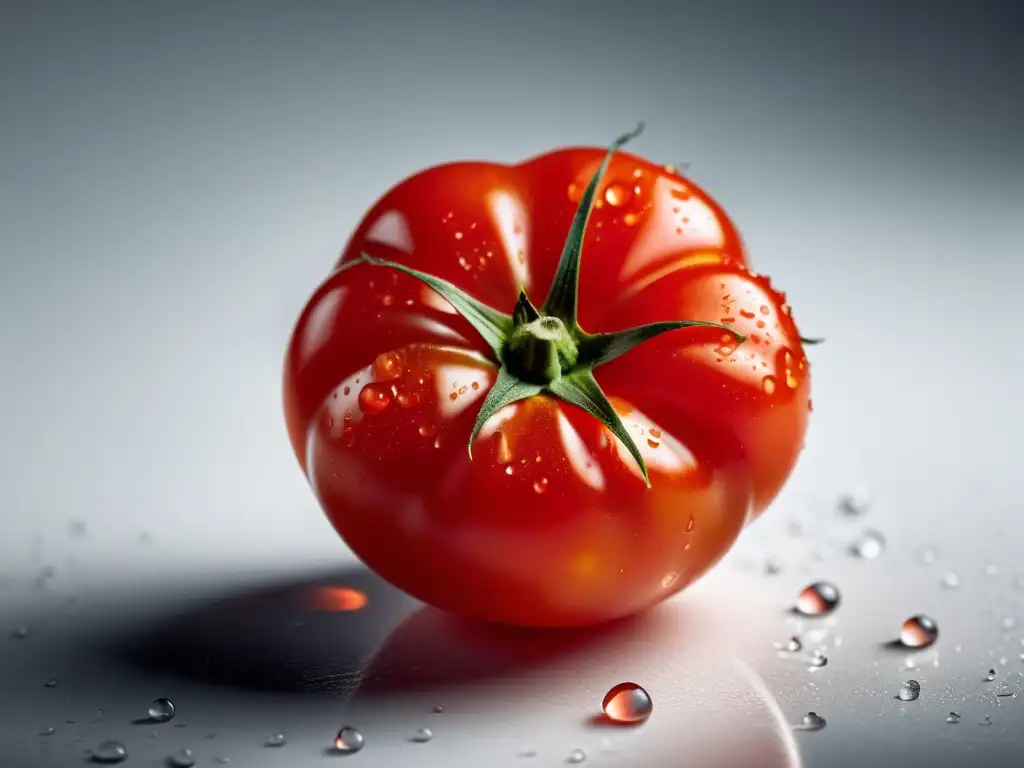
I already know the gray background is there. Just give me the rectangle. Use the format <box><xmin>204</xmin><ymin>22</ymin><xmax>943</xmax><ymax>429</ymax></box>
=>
<box><xmin>1</xmin><ymin>1</ymin><xmax>1021</xmax><ymax>766</ymax></box>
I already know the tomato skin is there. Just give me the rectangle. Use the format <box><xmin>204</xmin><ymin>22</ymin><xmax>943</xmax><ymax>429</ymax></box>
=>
<box><xmin>284</xmin><ymin>147</ymin><xmax>809</xmax><ymax>627</ymax></box>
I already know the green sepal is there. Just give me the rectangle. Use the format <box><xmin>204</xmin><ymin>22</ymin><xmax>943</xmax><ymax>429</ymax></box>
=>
<box><xmin>548</xmin><ymin>368</ymin><xmax>650</xmax><ymax>488</ymax></box>
<box><xmin>541</xmin><ymin>123</ymin><xmax>645</xmax><ymax>325</ymax></box>
<box><xmin>578</xmin><ymin>320</ymin><xmax>745</xmax><ymax>369</ymax></box>
<box><xmin>351</xmin><ymin>253</ymin><xmax>514</xmax><ymax>360</ymax></box>
<box><xmin>467</xmin><ymin>366</ymin><xmax>544</xmax><ymax>459</ymax></box>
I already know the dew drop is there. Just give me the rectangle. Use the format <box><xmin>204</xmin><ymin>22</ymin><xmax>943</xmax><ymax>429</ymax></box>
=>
<box><xmin>661</xmin><ymin>571</ymin><xmax>679</xmax><ymax>588</ymax></box>
<box><xmin>941</xmin><ymin>572</ymin><xmax>960</xmax><ymax>589</ymax></box>
<box><xmin>762</xmin><ymin>376</ymin><xmax>777</xmax><ymax>395</ymax></box>
<box><xmin>168</xmin><ymin>748</ymin><xmax>196</xmax><ymax>768</ymax></box>
<box><xmin>785</xmin><ymin>372</ymin><xmax>799</xmax><ymax>389</ymax></box>
<box><xmin>601</xmin><ymin>682</ymin><xmax>653</xmax><ymax>724</ymax></box>
<box><xmin>44</xmin><ymin>679</ymin><xmax>57</xmax><ymax>688</ymax></box>
<box><xmin>533</xmin><ymin>478</ymin><xmax>549</xmax><ymax>494</ymax></box>
<box><xmin>984</xmin><ymin>669</ymin><xmax>996</xmax><ymax>682</ymax></box>
<box><xmin>795</xmin><ymin>582</ymin><xmax>841</xmax><ymax>616</ymax></box>
<box><xmin>454</xmin><ymin>231</ymin><xmax>463</xmax><ymax>240</ymax></box>
<box><xmin>412</xmin><ymin>727</ymin><xmax>433</xmax><ymax>743</ymax></box>
<box><xmin>148</xmin><ymin>697</ymin><xmax>176</xmax><ymax>723</ymax></box>
<box><xmin>797</xmin><ymin>712</ymin><xmax>826</xmax><ymax>731</ymax></box>
<box><xmin>567</xmin><ymin>748</ymin><xmax>587</xmax><ymax>763</ymax></box>
<box><xmin>900</xmin><ymin>615</ymin><xmax>939</xmax><ymax>648</ymax></box>
<box><xmin>90</xmin><ymin>740</ymin><xmax>128</xmax><ymax>764</ymax></box>
<box><xmin>946</xmin><ymin>712</ymin><xmax>961</xmax><ymax>724</ymax></box>
<box><xmin>786</xmin><ymin>637</ymin><xmax>803</xmax><ymax>652</ymax></box>
<box><xmin>898</xmin><ymin>680</ymin><xmax>920</xmax><ymax>701</ymax></box>
<box><xmin>809</xmin><ymin>650</ymin><xmax>828</xmax><ymax>668</ymax></box>
<box><xmin>40</xmin><ymin>727</ymin><xmax>55</xmax><ymax>736</ymax></box>
<box><xmin>505</xmin><ymin>466</ymin><xmax>513</xmax><ymax>476</ymax></box>
<box><xmin>623</xmin><ymin>212</ymin><xmax>639</xmax><ymax>226</ymax></box>
<box><xmin>334</xmin><ymin>726</ymin><xmax>364</xmax><ymax>754</ymax></box>
<box><xmin>567</xmin><ymin>183</ymin><xmax>581</xmax><ymax>202</ymax></box>
<box><xmin>265</xmin><ymin>733</ymin><xmax>286</xmax><ymax>748</ymax></box>
<box><xmin>433</xmin><ymin>705</ymin><xmax>444</xmax><ymax>714</ymax></box>
<box><xmin>849</xmin><ymin>529</ymin><xmax>886</xmax><ymax>559</ymax></box>
<box><xmin>358</xmin><ymin>383</ymin><xmax>391</xmax><ymax>414</ymax></box>
<box><xmin>373</xmin><ymin>351</ymin><xmax>404</xmax><ymax>380</ymax></box>
<box><xmin>603</xmin><ymin>182</ymin><xmax>631</xmax><ymax>207</ymax></box>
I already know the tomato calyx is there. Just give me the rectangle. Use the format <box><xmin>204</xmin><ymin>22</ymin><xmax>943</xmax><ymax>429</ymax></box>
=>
<box><xmin>344</xmin><ymin>123</ymin><xmax>744</xmax><ymax>487</ymax></box>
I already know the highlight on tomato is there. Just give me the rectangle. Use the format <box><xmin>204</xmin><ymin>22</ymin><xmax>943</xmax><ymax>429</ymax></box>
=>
<box><xmin>284</xmin><ymin>124</ymin><xmax>816</xmax><ymax>628</ymax></box>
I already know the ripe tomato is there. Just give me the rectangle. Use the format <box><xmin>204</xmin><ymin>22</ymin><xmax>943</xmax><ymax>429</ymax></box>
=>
<box><xmin>284</xmin><ymin>127</ymin><xmax>811</xmax><ymax>628</ymax></box>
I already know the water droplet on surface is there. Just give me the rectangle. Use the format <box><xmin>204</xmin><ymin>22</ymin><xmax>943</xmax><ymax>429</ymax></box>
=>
<box><xmin>433</xmin><ymin>705</ymin><xmax>444</xmax><ymax>714</ymax></box>
<box><xmin>898</xmin><ymin>680</ymin><xmax>921</xmax><ymax>701</ymax></box>
<box><xmin>808</xmin><ymin>650</ymin><xmax>828</xmax><ymax>668</ymax></box>
<box><xmin>980</xmin><ymin>715</ymin><xmax>993</xmax><ymax>726</ymax></box>
<box><xmin>900</xmin><ymin>615</ymin><xmax>939</xmax><ymax>648</ymax></box>
<box><xmin>603</xmin><ymin>183</ymin><xmax>631</xmax><ymax>207</ymax></box>
<box><xmin>764</xmin><ymin>558</ymin><xmax>783</xmax><ymax>576</ymax></box>
<box><xmin>761</xmin><ymin>376</ymin><xmax>777</xmax><ymax>395</ymax></box>
<box><xmin>333</xmin><ymin>726</ymin><xmax>363</xmax><ymax>754</ymax></box>
<box><xmin>358</xmin><ymin>383</ymin><xmax>391</xmax><ymax>414</ymax></box>
<box><xmin>941</xmin><ymin>572</ymin><xmax>960</xmax><ymax>589</ymax></box>
<box><xmin>533</xmin><ymin>478</ymin><xmax>549</xmax><ymax>494</ymax></box>
<box><xmin>90</xmin><ymin>740</ymin><xmax>128</xmax><ymax>764</ymax></box>
<box><xmin>568</xmin><ymin>748</ymin><xmax>587</xmax><ymax>763</ymax></box>
<box><xmin>1001</xmin><ymin>617</ymin><xmax>1016</xmax><ymax>630</ymax></box>
<box><xmin>797</xmin><ymin>712</ymin><xmax>826</xmax><ymax>731</ymax></box>
<box><xmin>602</xmin><ymin>682</ymin><xmax>653</xmax><ymax>724</ymax></box>
<box><xmin>148</xmin><ymin>697</ymin><xmax>176</xmax><ymax>723</ymax></box>
<box><xmin>796</xmin><ymin>582</ymin><xmax>841</xmax><ymax>616</ymax></box>
<box><xmin>168</xmin><ymin>748</ymin><xmax>196</xmax><ymax>768</ymax></box>
<box><xmin>11</xmin><ymin>626</ymin><xmax>29</xmax><ymax>639</ymax></box>
<box><xmin>215</xmin><ymin>759</ymin><xmax>230</xmax><ymax>765</ymax></box>
<box><xmin>946</xmin><ymin>712</ymin><xmax>961</xmax><ymax>724</ymax></box>
<box><xmin>985</xmin><ymin>563</ymin><xmax>999</xmax><ymax>576</ymax></box>
<box><xmin>266</xmin><ymin>733</ymin><xmax>286</xmax><ymax>748</ymax></box>
<box><xmin>849</xmin><ymin>529</ymin><xmax>885</xmax><ymax>559</ymax></box>
<box><xmin>44</xmin><ymin>679</ymin><xmax>57</xmax><ymax>688</ymax></box>
<box><xmin>412</xmin><ymin>727</ymin><xmax>433</xmax><ymax>743</ymax></box>
<box><xmin>995</xmin><ymin>681</ymin><xmax>1016</xmax><ymax>697</ymax></box>
<box><xmin>40</xmin><ymin>727</ymin><xmax>55</xmax><ymax>736</ymax></box>
<box><xmin>786</xmin><ymin>637</ymin><xmax>803</xmax><ymax>652</ymax></box>
<box><xmin>984</xmin><ymin>669</ymin><xmax>996</xmax><ymax>682</ymax></box>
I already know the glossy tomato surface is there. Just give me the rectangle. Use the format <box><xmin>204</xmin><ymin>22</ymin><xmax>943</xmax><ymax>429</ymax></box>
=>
<box><xmin>284</xmin><ymin>147</ymin><xmax>810</xmax><ymax>627</ymax></box>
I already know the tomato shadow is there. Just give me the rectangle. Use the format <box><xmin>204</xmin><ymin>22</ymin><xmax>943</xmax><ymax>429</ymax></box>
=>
<box><xmin>353</xmin><ymin>602</ymin><xmax>674</xmax><ymax>698</ymax></box>
<box><xmin>110</xmin><ymin>566</ymin><xmax>419</xmax><ymax>696</ymax></box>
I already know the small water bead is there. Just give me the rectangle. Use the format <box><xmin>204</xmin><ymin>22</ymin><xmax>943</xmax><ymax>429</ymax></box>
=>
<box><xmin>900</xmin><ymin>615</ymin><xmax>939</xmax><ymax>648</ymax></box>
<box><xmin>433</xmin><ymin>705</ymin><xmax>444</xmax><ymax>714</ymax></box>
<box><xmin>90</xmin><ymin>741</ymin><xmax>128</xmax><ymax>764</ymax></box>
<box><xmin>809</xmin><ymin>650</ymin><xmax>828</xmax><ymax>668</ymax></box>
<box><xmin>412</xmin><ymin>727</ymin><xmax>433</xmax><ymax>743</ymax></box>
<box><xmin>761</xmin><ymin>375</ymin><xmax>777</xmax><ymax>395</ymax></box>
<box><xmin>941</xmin><ymin>572</ymin><xmax>960</xmax><ymax>589</ymax></box>
<box><xmin>849</xmin><ymin>529</ymin><xmax>886</xmax><ymax>559</ymax></box>
<box><xmin>797</xmin><ymin>712</ymin><xmax>826</xmax><ymax>731</ymax></box>
<box><xmin>44</xmin><ymin>679</ymin><xmax>58</xmax><ymax>688</ymax></box>
<box><xmin>10</xmin><ymin>626</ymin><xmax>29</xmax><ymax>639</ymax></box>
<box><xmin>334</xmin><ymin>726</ymin><xmax>364</xmax><ymax>754</ymax></box>
<box><xmin>601</xmin><ymin>682</ymin><xmax>653</xmax><ymax>724</ymax></box>
<box><xmin>148</xmin><ymin>697</ymin><xmax>176</xmax><ymax>723</ymax></box>
<box><xmin>215</xmin><ymin>759</ymin><xmax>231</xmax><ymax>765</ymax></box>
<box><xmin>533</xmin><ymin>478</ymin><xmax>549</xmax><ymax>494</ymax></box>
<box><xmin>898</xmin><ymin>680</ymin><xmax>921</xmax><ymax>701</ymax></box>
<box><xmin>1001</xmin><ymin>617</ymin><xmax>1016</xmax><ymax>630</ymax></box>
<box><xmin>995</xmin><ymin>681</ymin><xmax>1016</xmax><ymax>697</ymax></box>
<box><xmin>358</xmin><ymin>383</ymin><xmax>391</xmax><ymax>414</ymax></box>
<box><xmin>568</xmin><ymin>748</ymin><xmax>587</xmax><ymax>764</ymax></box>
<box><xmin>168</xmin><ymin>748</ymin><xmax>196</xmax><ymax>768</ymax></box>
<box><xmin>946</xmin><ymin>712</ymin><xmax>961</xmax><ymax>724</ymax></box>
<box><xmin>795</xmin><ymin>582</ymin><xmax>841</xmax><ymax>616</ymax></box>
<box><xmin>603</xmin><ymin>182</ymin><xmax>631</xmax><ymax>207</ymax></box>
<box><xmin>985</xmin><ymin>669</ymin><xmax>996</xmax><ymax>682</ymax></box>
<box><xmin>40</xmin><ymin>727</ymin><xmax>55</xmax><ymax>736</ymax></box>
<box><xmin>266</xmin><ymin>733</ymin><xmax>286</xmax><ymax>748</ymax></box>
<box><xmin>786</xmin><ymin>637</ymin><xmax>803</xmax><ymax>652</ymax></box>
<box><xmin>980</xmin><ymin>715</ymin><xmax>993</xmax><ymax>726</ymax></box>
<box><xmin>837</xmin><ymin>493</ymin><xmax>869</xmax><ymax>517</ymax></box>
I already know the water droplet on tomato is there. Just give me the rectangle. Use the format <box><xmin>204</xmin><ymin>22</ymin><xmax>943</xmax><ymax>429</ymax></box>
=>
<box><xmin>602</xmin><ymin>682</ymin><xmax>652</xmax><ymax>724</ymax></box>
<box><xmin>568</xmin><ymin>748</ymin><xmax>587</xmax><ymax>763</ymax></box>
<box><xmin>567</xmin><ymin>183</ymin><xmax>582</xmax><ymax>202</ymax></box>
<box><xmin>898</xmin><ymin>680</ymin><xmax>920</xmax><ymax>701</ymax></box>
<box><xmin>396</xmin><ymin>387</ymin><xmax>420</xmax><ymax>408</ymax></box>
<box><xmin>148</xmin><ymin>698</ymin><xmax>175</xmax><ymax>723</ymax></box>
<box><xmin>603</xmin><ymin>182</ymin><xmax>631</xmax><ymax>207</ymax></box>
<box><xmin>623</xmin><ymin>212</ymin><xmax>639</xmax><ymax>226</ymax></box>
<box><xmin>168</xmin><ymin>748</ymin><xmax>196</xmax><ymax>768</ymax></box>
<box><xmin>90</xmin><ymin>741</ymin><xmax>128</xmax><ymax>764</ymax></box>
<box><xmin>373</xmin><ymin>351</ymin><xmax>403</xmax><ymax>380</ymax></box>
<box><xmin>533</xmin><ymin>478</ymin><xmax>549</xmax><ymax>494</ymax></box>
<box><xmin>457</xmin><ymin>256</ymin><xmax>469</xmax><ymax>270</ymax></box>
<box><xmin>786</xmin><ymin>371</ymin><xmax>799</xmax><ymax>389</ymax></box>
<box><xmin>418</xmin><ymin>423</ymin><xmax>436</xmax><ymax>438</ymax></box>
<box><xmin>412</xmin><ymin>727</ymin><xmax>433</xmax><ymax>743</ymax></box>
<box><xmin>358</xmin><ymin>384</ymin><xmax>391</xmax><ymax>414</ymax></box>
<box><xmin>333</xmin><ymin>726</ymin><xmax>364</xmax><ymax>753</ymax></box>
<box><xmin>849</xmin><ymin>529</ymin><xmax>885</xmax><ymax>559</ymax></box>
<box><xmin>796</xmin><ymin>582</ymin><xmax>841</xmax><ymax>616</ymax></box>
<box><xmin>661</xmin><ymin>571</ymin><xmax>679</xmax><ymax>588</ymax></box>
<box><xmin>900</xmin><ymin>615</ymin><xmax>938</xmax><ymax>648</ymax></box>
<box><xmin>505</xmin><ymin>466</ymin><xmax>513</xmax><ymax>476</ymax></box>
<box><xmin>454</xmin><ymin>231</ymin><xmax>464</xmax><ymax>240</ymax></box>
<box><xmin>762</xmin><ymin>376</ymin><xmax>777</xmax><ymax>395</ymax></box>
<box><xmin>516</xmin><ymin>250</ymin><xmax>525</xmax><ymax>264</ymax></box>
<box><xmin>797</xmin><ymin>712</ymin><xmax>826</xmax><ymax>731</ymax></box>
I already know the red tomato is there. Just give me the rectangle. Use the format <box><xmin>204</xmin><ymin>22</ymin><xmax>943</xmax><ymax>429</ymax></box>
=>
<box><xmin>284</xmin><ymin>136</ymin><xmax>811</xmax><ymax>628</ymax></box>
